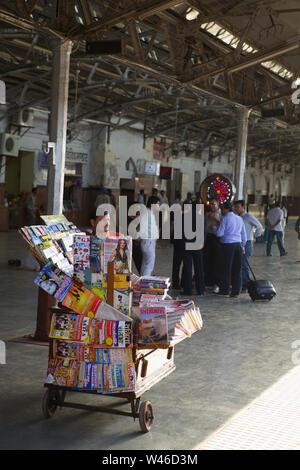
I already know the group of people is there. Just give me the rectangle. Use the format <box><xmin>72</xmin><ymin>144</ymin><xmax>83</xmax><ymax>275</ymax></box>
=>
<box><xmin>171</xmin><ymin>197</ymin><xmax>289</xmax><ymax>298</ymax></box>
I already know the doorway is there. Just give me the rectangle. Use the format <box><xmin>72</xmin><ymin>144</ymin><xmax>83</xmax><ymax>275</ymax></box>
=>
<box><xmin>5</xmin><ymin>150</ymin><xmax>35</xmax><ymax>197</ymax></box>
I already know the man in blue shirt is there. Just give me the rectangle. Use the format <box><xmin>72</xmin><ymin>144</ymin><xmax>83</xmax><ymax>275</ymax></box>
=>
<box><xmin>234</xmin><ymin>200</ymin><xmax>263</xmax><ymax>292</ymax></box>
<box><xmin>212</xmin><ymin>201</ymin><xmax>247</xmax><ymax>297</ymax></box>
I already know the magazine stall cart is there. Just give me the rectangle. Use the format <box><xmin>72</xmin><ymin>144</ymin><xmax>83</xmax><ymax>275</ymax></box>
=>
<box><xmin>43</xmin><ymin>292</ymin><xmax>176</xmax><ymax>433</ymax></box>
<box><xmin>20</xmin><ymin>218</ymin><xmax>202</xmax><ymax>433</ymax></box>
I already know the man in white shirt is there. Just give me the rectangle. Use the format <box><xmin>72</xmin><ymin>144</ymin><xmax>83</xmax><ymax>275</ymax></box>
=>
<box><xmin>234</xmin><ymin>200</ymin><xmax>263</xmax><ymax>292</ymax></box>
<box><xmin>159</xmin><ymin>190</ymin><xmax>168</xmax><ymax>205</ymax></box>
<box><xmin>139</xmin><ymin>195</ymin><xmax>160</xmax><ymax>276</ymax></box>
<box><xmin>266</xmin><ymin>202</ymin><xmax>288</xmax><ymax>257</ymax></box>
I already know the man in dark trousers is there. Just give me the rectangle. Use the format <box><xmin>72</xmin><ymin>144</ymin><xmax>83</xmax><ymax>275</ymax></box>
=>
<box><xmin>212</xmin><ymin>201</ymin><xmax>247</xmax><ymax>298</ymax></box>
<box><xmin>181</xmin><ymin>201</ymin><xmax>205</xmax><ymax>296</ymax></box>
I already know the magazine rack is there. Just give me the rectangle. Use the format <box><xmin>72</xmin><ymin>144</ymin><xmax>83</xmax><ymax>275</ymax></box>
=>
<box><xmin>19</xmin><ymin>220</ymin><xmax>199</xmax><ymax>433</ymax></box>
<box><xmin>42</xmin><ymin>263</ymin><xmax>176</xmax><ymax>433</ymax></box>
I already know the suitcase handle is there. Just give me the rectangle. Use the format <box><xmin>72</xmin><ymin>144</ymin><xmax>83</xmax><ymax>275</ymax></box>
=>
<box><xmin>243</xmin><ymin>255</ymin><xmax>257</xmax><ymax>281</ymax></box>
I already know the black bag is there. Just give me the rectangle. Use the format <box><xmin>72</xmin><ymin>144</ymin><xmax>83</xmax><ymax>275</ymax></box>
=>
<box><xmin>245</xmin><ymin>259</ymin><xmax>276</xmax><ymax>302</ymax></box>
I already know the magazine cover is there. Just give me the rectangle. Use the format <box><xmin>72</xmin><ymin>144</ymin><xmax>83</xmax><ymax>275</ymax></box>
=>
<box><xmin>114</xmin><ymin>288</ymin><xmax>132</xmax><ymax>315</ymax></box>
<box><xmin>62</xmin><ymin>283</ymin><xmax>103</xmax><ymax>318</ymax></box>
<box><xmin>73</xmin><ymin>234</ymin><xmax>90</xmax><ymax>272</ymax></box>
<box><xmin>97</xmin><ymin>319</ymin><xmax>132</xmax><ymax>348</ymax></box>
<box><xmin>34</xmin><ymin>263</ymin><xmax>73</xmax><ymax>302</ymax></box>
<box><xmin>138</xmin><ymin>310</ymin><xmax>169</xmax><ymax>346</ymax></box>
<box><xmin>103</xmin><ymin>237</ymin><xmax>132</xmax><ymax>274</ymax></box>
<box><xmin>46</xmin><ymin>358</ymin><xmax>79</xmax><ymax>387</ymax></box>
<box><xmin>90</xmin><ymin>236</ymin><xmax>102</xmax><ymax>272</ymax></box>
<box><xmin>49</xmin><ymin>313</ymin><xmax>92</xmax><ymax>343</ymax></box>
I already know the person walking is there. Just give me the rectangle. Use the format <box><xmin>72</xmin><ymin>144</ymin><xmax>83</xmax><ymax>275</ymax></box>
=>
<box><xmin>234</xmin><ymin>200</ymin><xmax>263</xmax><ymax>292</ymax></box>
<box><xmin>203</xmin><ymin>198</ymin><xmax>222</xmax><ymax>292</ymax></box>
<box><xmin>266</xmin><ymin>202</ymin><xmax>288</xmax><ymax>257</ymax></box>
<box><xmin>212</xmin><ymin>201</ymin><xmax>247</xmax><ymax>298</ymax></box>
<box><xmin>139</xmin><ymin>195</ymin><xmax>160</xmax><ymax>276</ymax></box>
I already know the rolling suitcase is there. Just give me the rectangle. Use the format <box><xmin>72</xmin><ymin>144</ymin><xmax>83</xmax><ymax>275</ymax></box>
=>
<box><xmin>245</xmin><ymin>259</ymin><xmax>276</xmax><ymax>302</ymax></box>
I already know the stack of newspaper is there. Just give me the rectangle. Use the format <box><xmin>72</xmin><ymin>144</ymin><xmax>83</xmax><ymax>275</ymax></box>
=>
<box><xmin>137</xmin><ymin>299</ymin><xmax>202</xmax><ymax>346</ymax></box>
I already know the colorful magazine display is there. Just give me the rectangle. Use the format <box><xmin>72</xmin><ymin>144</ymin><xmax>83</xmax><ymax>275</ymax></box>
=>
<box><xmin>49</xmin><ymin>312</ymin><xmax>133</xmax><ymax>348</ymax></box>
<box><xmin>50</xmin><ymin>340</ymin><xmax>133</xmax><ymax>363</ymax></box>
<box><xmin>20</xmin><ymin>216</ymin><xmax>203</xmax><ymax>396</ymax></box>
<box><xmin>46</xmin><ymin>359</ymin><xmax>136</xmax><ymax>392</ymax></box>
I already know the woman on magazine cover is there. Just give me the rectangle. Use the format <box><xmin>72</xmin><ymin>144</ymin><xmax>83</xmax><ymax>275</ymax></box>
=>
<box><xmin>110</xmin><ymin>239</ymin><xmax>129</xmax><ymax>273</ymax></box>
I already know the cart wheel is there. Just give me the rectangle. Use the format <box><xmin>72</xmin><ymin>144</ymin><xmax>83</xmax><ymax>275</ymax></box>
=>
<box><xmin>139</xmin><ymin>400</ymin><xmax>154</xmax><ymax>433</ymax></box>
<box><xmin>42</xmin><ymin>389</ymin><xmax>60</xmax><ymax>419</ymax></box>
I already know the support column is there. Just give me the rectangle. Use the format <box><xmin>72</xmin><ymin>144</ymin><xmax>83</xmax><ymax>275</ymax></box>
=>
<box><xmin>34</xmin><ymin>39</ymin><xmax>72</xmax><ymax>342</ymax></box>
<box><xmin>47</xmin><ymin>38</ymin><xmax>72</xmax><ymax>214</ymax></box>
<box><xmin>234</xmin><ymin>107</ymin><xmax>250</xmax><ymax>201</ymax></box>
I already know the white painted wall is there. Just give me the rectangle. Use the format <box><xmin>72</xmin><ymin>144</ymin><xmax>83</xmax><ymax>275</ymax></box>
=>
<box><xmin>0</xmin><ymin>108</ymin><xmax>296</xmax><ymax>201</ymax></box>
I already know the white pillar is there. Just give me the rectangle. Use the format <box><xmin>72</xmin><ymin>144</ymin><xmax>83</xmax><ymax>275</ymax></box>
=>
<box><xmin>47</xmin><ymin>39</ymin><xmax>72</xmax><ymax>214</ymax></box>
<box><xmin>234</xmin><ymin>107</ymin><xmax>250</xmax><ymax>200</ymax></box>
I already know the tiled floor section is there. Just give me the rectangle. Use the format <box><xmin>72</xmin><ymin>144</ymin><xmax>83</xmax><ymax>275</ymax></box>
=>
<box><xmin>196</xmin><ymin>365</ymin><xmax>300</xmax><ymax>450</ymax></box>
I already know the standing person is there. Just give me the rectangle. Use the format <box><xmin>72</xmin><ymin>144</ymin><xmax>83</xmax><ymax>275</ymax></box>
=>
<box><xmin>159</xmin><ymin>190</ymin><xmax>168</xmax><ymax>205</ymax></box>
<box><xmin>94</xmin><ymin>187</ymin><xmax>110</xmax><ymax>208</ymax></box>
<box><xmin>24</xmin><ymin>187</ymin><xmax>37</xmax><ymax>225</ymax></box>
<box><xmin>280</xmin><ymin>202</ymin><xmax>288</xmax><ymax>240</ymax></box>
<box><xmin>203</xmin><ymin>198</ymin><xmax>222</xmax><ymax>292</ymax></box>
<box><xmin>181</xmin><ymin>201</ymin><xmax>205</xmax><ymax>296</ymax></box>
<box><xmin>183</xmin><ymin>192</ymin><xmax>193</xmax><ymax>205</ymax></box>
<box><xmin>212</xmin><ymin>201</ymin><xmax>247</xmax><ymax>298</ymax></box>
<box><xmin>139</xmin><ymin>196</ymin><xmax>160</xmax><ymax>276</ymax></box>
<box><xmin>137</xmin><ymin>189</ymin><xmax>145</xmax><ymax>204</ymax></box>
<box><xmin>128</xmin><ymin>205</ymin><xmax>143</xmax><ymax>275</ymax></box>
<box><xmin>266</xmin><ymin>202</ymin><xmax>288</xmax><ymax>257</ymax></box>
<box><xmin>234</xmin><ymin>200</ymin><xmax>263</xmax><ymax>292</ymax></box>
<box><xmin>171</xmin><ymin>192</ymin><xmax>184</xmax><ymax>289</ymax></box>
<box><xmin>174</xmin><ymin>190</ymin><xmax>182</xmax><ymax>208</ymax></box>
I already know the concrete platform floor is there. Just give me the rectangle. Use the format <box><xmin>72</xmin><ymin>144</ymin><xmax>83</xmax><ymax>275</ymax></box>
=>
<box><xmin>0</xmin><ymin>223</ymin><xmax>299</xmax><ymax>450</ymax></box>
